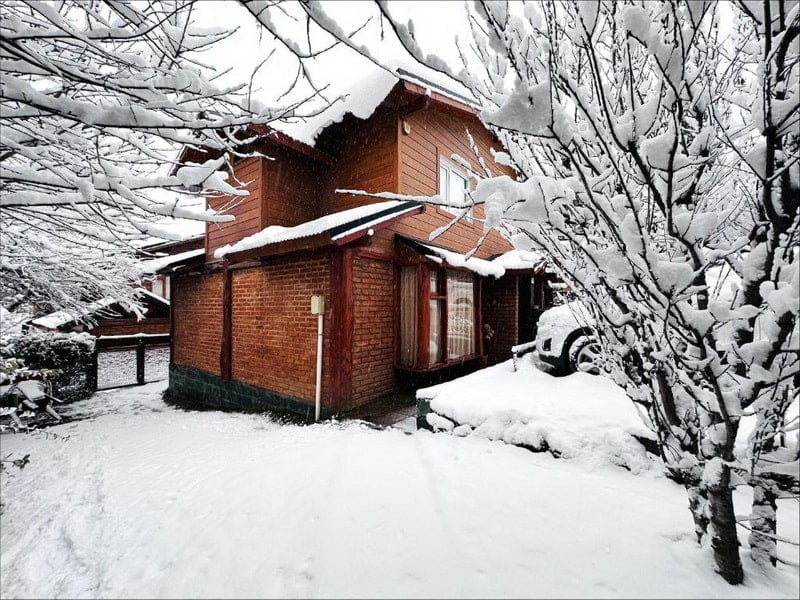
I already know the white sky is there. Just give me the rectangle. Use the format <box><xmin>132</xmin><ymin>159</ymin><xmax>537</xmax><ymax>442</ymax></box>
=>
<box><xmin>191</xmin><ymin>1</ymin><xmax>472</xmax><ymax>114</ymax></box>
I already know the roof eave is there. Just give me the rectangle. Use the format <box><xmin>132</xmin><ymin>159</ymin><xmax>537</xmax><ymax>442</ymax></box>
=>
<box><xmin>222</xmin><ymin>203</ymin><xmax>425</xmax><ymax>264</ymax></box>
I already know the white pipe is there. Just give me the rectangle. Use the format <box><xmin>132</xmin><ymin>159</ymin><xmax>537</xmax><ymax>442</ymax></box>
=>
<box><xmin>315</xmin><ymin>311</ymin><xmax>323</xmax><ymax>422</ymax></box>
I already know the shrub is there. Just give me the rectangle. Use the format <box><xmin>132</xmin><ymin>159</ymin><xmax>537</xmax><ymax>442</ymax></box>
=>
<box><xmin>1</xmin><ymin>333</ymin><xmax>95</xmax><ymax>401</ymax></box>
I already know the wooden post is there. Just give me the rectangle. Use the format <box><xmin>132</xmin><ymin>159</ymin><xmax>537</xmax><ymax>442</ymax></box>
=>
<box><xmin>136</xmin><ymin>336</ymin><xmax>145</xmax><ymax>385</ymax></box>
<box><xmin>87</xmin><ymin>345</ymin><xmax>98</xmax><ymax>392</ymax></box>
<box><xmin>220</xmin><ymin>259</ymin><xmax>233</xmax><ymax>381</ymax></box>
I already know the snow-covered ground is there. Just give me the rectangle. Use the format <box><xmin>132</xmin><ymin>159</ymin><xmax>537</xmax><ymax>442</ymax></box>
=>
<box><xmin>1</xmin><ymin>381</ymin><xmax>798</xmax><ymax>599</ymax></box>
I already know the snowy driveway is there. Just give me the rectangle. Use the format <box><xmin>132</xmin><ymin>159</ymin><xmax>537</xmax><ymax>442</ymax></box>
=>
<box><xmin>1</xmin><ymin>382</ymin><xmax>797</xmax><ymax>599</ymax></box>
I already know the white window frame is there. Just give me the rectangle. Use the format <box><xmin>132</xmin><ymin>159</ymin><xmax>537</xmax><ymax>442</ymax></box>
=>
<box><xmin>438</xmin><ymin>158</ymin><xmax>473</xmax><ymax>220</ymax></box>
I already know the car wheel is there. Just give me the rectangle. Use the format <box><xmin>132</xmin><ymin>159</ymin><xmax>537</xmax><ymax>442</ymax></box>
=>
<box><xmin>566</xmin><ymin>335</ymin><xmax>602</xmax><ymax>375</ymax></box>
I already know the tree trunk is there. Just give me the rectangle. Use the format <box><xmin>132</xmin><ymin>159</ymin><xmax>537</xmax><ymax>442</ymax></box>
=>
<box><xmin>707</xmin><ymin>465</ymin><xmax>744</xmax><ymax>584</ymax></box>
<box><xmin>749</xmin><ymin>482</ymin><xmax>778</xmax><ymax>567</ymax></box>
<box><xmin>686</xmin><ymin>481</ymin><xmax>709</xmax><ymax>544</ymax></box>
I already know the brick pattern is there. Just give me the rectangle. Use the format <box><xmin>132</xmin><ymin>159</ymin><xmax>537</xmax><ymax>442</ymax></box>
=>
<box><xmin>350</xmin><ymin>257</ymin><xmax>395</xmax><ymax>407</ymax></box>
<box><xmin>230</xmin><ymin>253</ymin><xmax>332</xmax><ymax>404</ymax></box>
<box><xmin>172</xmin><ymin>272</ymin><xmax>223</xmax><ymax>376</ymax></box>
<box><xmin>482</xmin><ymin>275</ymin><xmax>519</xmax><ymax>364</ymax></box>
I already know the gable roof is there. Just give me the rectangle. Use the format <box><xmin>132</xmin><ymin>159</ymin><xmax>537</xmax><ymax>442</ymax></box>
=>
<box><xmin>177</xmin><ymin>69</ymin><xmax>481</xmax><ymax>171</ymax></box>
<box><xmin>215</xmin><ymin>200</ymin><xmax>424</xmax><ymax>263</ymax></box>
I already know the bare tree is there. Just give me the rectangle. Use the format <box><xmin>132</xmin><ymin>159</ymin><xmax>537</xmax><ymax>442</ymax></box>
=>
<box><xmin>0</xmin><ymin>0</ymin><xmax>312</xmax><ymax>318</ymax></box>
<box><xmin>275</xmin><ymin>0</ymin><xmax>798</xmax><ymax>584</ymax></box>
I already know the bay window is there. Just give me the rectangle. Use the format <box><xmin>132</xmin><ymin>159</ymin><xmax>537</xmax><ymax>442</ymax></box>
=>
<box><xmin>399</xmin><ymin>265</ymin><xmax>479</xmax><ymax>369</ymax></box>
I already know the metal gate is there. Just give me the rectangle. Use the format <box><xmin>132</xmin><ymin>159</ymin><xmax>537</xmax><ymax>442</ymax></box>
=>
<box><xmin>94</xmin><ymin>334</ymin><xmax>170</xmax><ymax>390</ymax></box>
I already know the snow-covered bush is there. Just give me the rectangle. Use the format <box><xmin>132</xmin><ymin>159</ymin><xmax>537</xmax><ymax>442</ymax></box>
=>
<box><xmin>1</xmin><ymin>333</ymin><xmax>95</xmax><ymax>402</ymax></box>
<box><xmin>0</xmin><ymin>0</ymin><xmax>304</xmax><ymax>317</ymax></box>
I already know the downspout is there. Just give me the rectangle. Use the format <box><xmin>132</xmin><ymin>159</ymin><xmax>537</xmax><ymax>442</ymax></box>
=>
<box><xmin>315</xmin><ymin>308</ymin><xmax>323</xmax><ymax>422</ymax></box>
<box><xmin>311</xmin><ymin>294</ymin><xmax>325</xmax><ymax>422</ymax></box>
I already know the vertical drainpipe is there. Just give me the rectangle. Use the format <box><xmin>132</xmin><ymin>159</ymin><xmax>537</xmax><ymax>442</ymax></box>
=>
<box><xmin>315</xmin><ymin>304</ymin><xmax>324</xmax><ymax>422</ymax></box>
<box><xmin>220</xmin><ymin>258</ymin><xmax>232</xmax><ymax>382</ymax></box>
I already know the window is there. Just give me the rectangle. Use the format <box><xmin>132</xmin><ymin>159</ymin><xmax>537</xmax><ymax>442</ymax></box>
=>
<box><xmin>399</xmin><ymin>266</ymin><xmax>478</xmax><ymax>368</ymax></box>
<box><xmin>438</xmin><ymin>160</ymin><xmax>471</xmax><ymax>218</ymax></box>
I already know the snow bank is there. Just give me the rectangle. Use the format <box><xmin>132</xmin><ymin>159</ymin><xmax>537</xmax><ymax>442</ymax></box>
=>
<box><xmin>418</xmin><ymin>355</ymin><xmax>656</xmax><ymax>473</ymax></box>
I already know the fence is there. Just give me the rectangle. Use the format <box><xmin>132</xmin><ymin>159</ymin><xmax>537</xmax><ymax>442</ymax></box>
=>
<box><xmin>92</xmin><ymin>333</ymin><xmax>170</xmax><ymax>390</ymax></box>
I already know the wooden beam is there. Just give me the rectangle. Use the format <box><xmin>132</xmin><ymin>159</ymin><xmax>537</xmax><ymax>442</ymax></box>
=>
<box><xmin>220</xmin><ymin>259</ymin><xmax>232</xmax><ymax>381</ymax></box>
<box><xmin>340</xmin><ymin>249</ymin><xmax>354</xmax><ymax>409</ymax></box>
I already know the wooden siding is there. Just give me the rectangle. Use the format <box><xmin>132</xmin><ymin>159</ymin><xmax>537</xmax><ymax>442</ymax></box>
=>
<box><xmin>322</xmin><ymin>110</ymin><xmax>398</xmax><ymax>215</ymax></box>
<box><xmin>261</xmin><ymin>145</ymin><xmax>332</xmax><ymax>227</ymax></box>
<box><xmin>206</xmin><ymin>157</ymin><xmax>264</xmax><ymax>261</ymax></box>
<box><xmin>384</xmin><ymin>104</ymin><xmax>515</xmax><ymax>259</ymax></box>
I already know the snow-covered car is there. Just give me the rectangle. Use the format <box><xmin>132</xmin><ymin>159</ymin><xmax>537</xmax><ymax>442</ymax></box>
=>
<box><xmin>534</xmin><ymin>302</ymin><xmax>602</xmax><ymax>375</ymax></box>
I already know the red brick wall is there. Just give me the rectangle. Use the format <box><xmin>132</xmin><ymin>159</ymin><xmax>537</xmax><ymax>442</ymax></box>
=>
<box><xmin>350</xmin><ymin>256</ymin><xmax>395</xmax><ymax>407</ymax></box>
<box><xmin>172</xmin><ymin>272</ymin><xmax>223</xmax><ymax>376</ymax></box>
<box><xmin>231</xmin><ymin>253</ymin><xmax>333</xmax><ymax>404</ymax></box>
<box><xmin>482</xmin><ymin>275</ymin><xmax>519</xmax><ymax>364</ymax></box>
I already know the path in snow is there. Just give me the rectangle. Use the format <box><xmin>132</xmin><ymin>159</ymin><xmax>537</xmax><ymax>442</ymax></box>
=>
<box><xmin>0</xmin><ymin>382</ymin><xmax>797</xmax><ymax>599</ymax></box>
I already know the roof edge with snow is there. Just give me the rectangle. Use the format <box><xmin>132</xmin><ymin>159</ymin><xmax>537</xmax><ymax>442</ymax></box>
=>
<box><xmin>216</xmin><ymin>200</ymin><xmax>424</xmax><ymax>263</ymax></box>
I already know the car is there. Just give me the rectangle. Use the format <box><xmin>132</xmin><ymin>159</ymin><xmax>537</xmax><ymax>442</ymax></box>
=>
<box><xmin>534</xmin><ymin>301</ymin><xmax>602</xmax><ymax>375</ymax></box>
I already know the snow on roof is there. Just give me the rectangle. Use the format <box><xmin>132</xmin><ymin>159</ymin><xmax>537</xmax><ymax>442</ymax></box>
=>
<box><xmin>29</xmin><ymin>289</ymin><xmax>166</xmax><ymax>330</ymax></box>
<box><xmin>273</xmin><ymin>67</ymin><xmax>478</xmax><ymax>148</ymax></box>
<box><xmin>140</xmin><ymin>248</ymin><xmax>205</xmax><ymax>274</ymax></box>
<box><xmin>402</xmin><ymin>238</ymin><xmax>506</xmax><ymax>278</ymax></box>
<box><xmin>30</xmin><ymin>297</ymin><xmax>119</xmax><ymax>330</ymax></box>
<box><xmin>490</xmin><ymin>249</ymin><xmax>547</xmax><ymax>271</ymax></box>
<box><xmin>215</xmin><ymin>200</ymin><xmax>421</xmax><ymax>259</ymax></box>
<box><xmin>274</xmin><ymin>68</ymin><xmax>399</xmax><ymax>147</ymax></box>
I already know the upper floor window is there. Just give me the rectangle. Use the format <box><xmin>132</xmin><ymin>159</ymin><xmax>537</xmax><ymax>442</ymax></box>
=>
<box><xmin>438</xmin><ymin>159</ymin><xmax>471</xmax><ymax>218</ymax></box>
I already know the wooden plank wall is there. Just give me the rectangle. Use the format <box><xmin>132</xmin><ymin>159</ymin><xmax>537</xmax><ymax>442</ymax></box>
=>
<box><xmin>206</xmin><ymin>157</ymin><xmax>264</xmax><ymax>261</ymax></box>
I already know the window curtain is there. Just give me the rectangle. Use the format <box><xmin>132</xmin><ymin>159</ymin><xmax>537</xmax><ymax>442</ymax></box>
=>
<box><xmin>446</xmin><ymin>271</ymin><xmax>475</xmax><ymax>359</ymax></box>
<box><xmin>399</xmin><ymin>266</ymin><xmax>418</xmax><ymax>366</ymax></box>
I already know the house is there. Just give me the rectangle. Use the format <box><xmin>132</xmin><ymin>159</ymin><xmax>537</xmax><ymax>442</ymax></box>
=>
<box><xmin>163</xmin><ymin>72</ymin><xmax>551</xmax><ymax>420</ymax></box>
<box><xmin>26</xmin><ymin>290</ymin><xmax>171</xmax><ymax>337</ymax></box>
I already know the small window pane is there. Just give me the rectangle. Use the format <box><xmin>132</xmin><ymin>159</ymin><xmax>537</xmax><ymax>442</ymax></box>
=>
<box><xmin>446</xmin><ymin>271</ymin><xmax>475</xmax><ymax>359</ymax></box>
<box><xmin>439</xmin><ymin>165</ymin><xmax>448</xmax><ymax>197</ymax></box>
<box><xmin>430</xmin><ymin>271</ymin><xmax>438</xmax><ymax>294</ymax></box>
<box><xmin>400</xmin><ymin>267</ymin><xmax>418</xmax><ymax>367</ymax></box>
<box><xmin>449</xmin><ymin>170</ymin><xmax>467</xmax><ymax>207</ymax></box>
<box><xmin>429</xmin><ymin>299</ymin><xmax>443</xmax><ymax>365</ymax></box>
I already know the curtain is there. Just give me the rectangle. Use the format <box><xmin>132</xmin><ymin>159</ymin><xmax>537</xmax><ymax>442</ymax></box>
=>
<box><xmin>447</xmin><ymin>271</ymin><xmax>475</xmax><ymax>359</ymax></box>
<box><xmin>399</xmin><ymin>266</ymin><xmax>418</xmax><ymax>367</ymax></box>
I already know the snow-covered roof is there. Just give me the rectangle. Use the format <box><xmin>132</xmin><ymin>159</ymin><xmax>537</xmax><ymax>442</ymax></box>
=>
<box><xmin>399</xmin><ymin>237</ymin><xmax>505</xmax><ymax>278</ymax></box>
<box><xmin>273</xmin><ymin>67</ymin><xmax>478</xmax><ymax>148</ymax></box>
<box><xmin>275</xmin><ymin>69</ymin><xmax>400</xmax><ymax>147</ymax></box>
<box><xmin>215</xmin><ymin>200</ymin><xmax>422</xmax><ymax>259</ymax></box>
<box><xmin>141</xmin><ymin>248</ymin><xmax>205</xmax><ymax>274</ymax></box>
<box><xmin>30</xmin><ymin>297</ymin><xmax>119</xmax><ymax>330</ymax></box>
<box><xmin>29</xmin><ymin>290</ymin><xmax>168</xmax><ymax>330</ymax></box>
<box><xmin>490</xmin><ymin>249</ymin><xmax>547</xmax><ymax>272</ymax></box>
<box><xmin>399</xmin><ymin>238</ymin><xmax>546</xmax><ymax>278</ymax></box>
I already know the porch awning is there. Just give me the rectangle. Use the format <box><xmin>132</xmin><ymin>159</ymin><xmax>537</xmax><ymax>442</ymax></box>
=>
<box><xmin>216</xmin><ymin>200</ymin><xmax>423</xmax><ymax>262</ymax></box>
<box><xmin>142</xmin><ymin>248</ymin><xmax>205</xmax><ymax>275</ymax></box>
<box><xmin>398</xmin><ymin>237</ymin><xmax>547</xmax><ymax>278</ymax></box>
